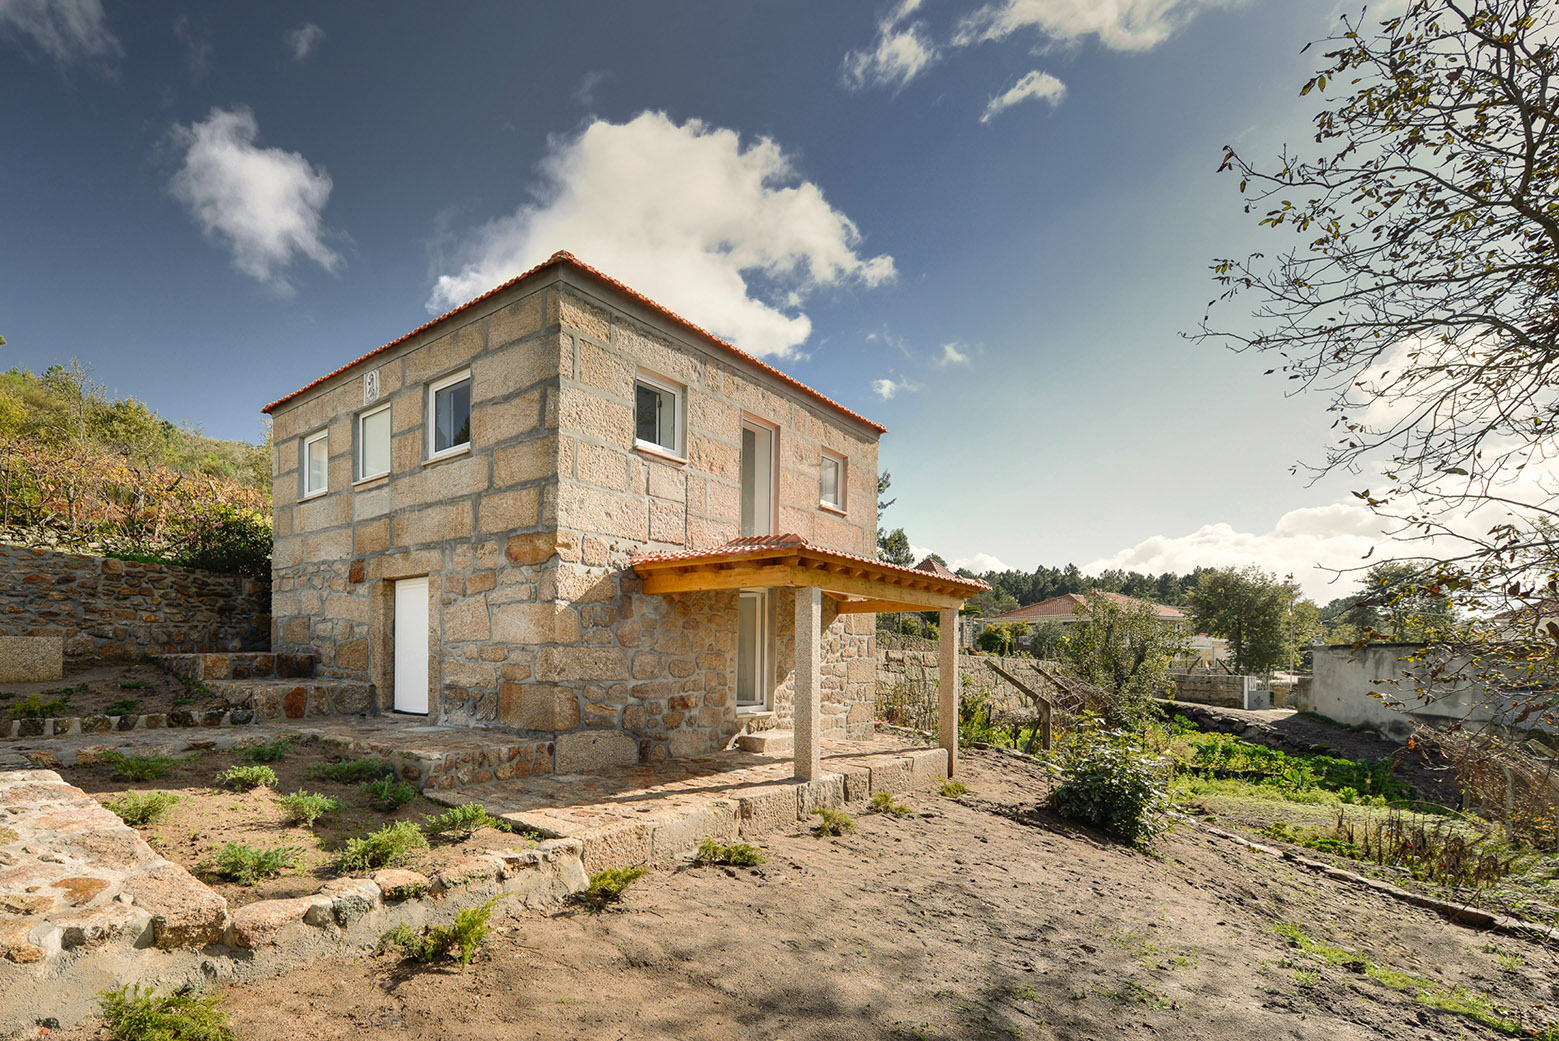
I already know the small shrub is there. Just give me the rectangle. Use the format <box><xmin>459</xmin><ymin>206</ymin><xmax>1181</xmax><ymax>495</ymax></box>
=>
<box><xmin>105</xmin><ymin>791</ymin><xmax>180</xmax><ymax>826</ymax></box>
<box><xmin>104</xmin><ymin>751</ymin><xmax>180</xmax><ymax>781</ymax></box>
<box><xmin>171</xmin><ymin>695</ymin><xmax>196</xmax><ymax>707</ymax></box>
<box><xmin>423</xmin><ymin>802</ymin><xmax>500</xmax><ymax>841</ymax></box>
<box><xmin>243</xmin><ymin>738</ymin><xmax>291</xmax><ymax>763</ymax></box>
<box><xmin>576</xmin><ymin>866</ymin><xmax>647</xmax><ymax>909</ymax></box>
<box><xmin>202</xmin><ymin>841</ymin><xmax>301</xmax><ymax>884</ymax></box>
<box><xmin>6</xmin><ymin>694</ymin><xmax>70</xmax><ymax>719</ymax></box>
<box><xmin>1050</xmin><ymin>737</ymin><xmax>1171</xmax><ymax>846</ymax></box>
<box><xmin>277</xmin><ymin>789</ymin><xmax>341</xmax><ymax>827</ymax></box>
<box><xmin>104</xmin><ymin>697</ymin><xmax>141</xmax><ymax>715</ymax></box>
<box><xmin>940</xmin><ymin>780</ymin><xmax>970</xmax><ymax>798</ymax></box>
<box><xmin>379</xmin><ymin>898</ymin><xmax>499</xmax><ymax>968</ymax></box>
<box><xmin>813</xmin><ymin>807</ymin><xmax>856</xmax><ymax>836</ymax></box>
<box><xmin>693</xmin><ymin>838</ymin><xmax>766</xmax><ymax>866</ymax></box>
<box><xmin>337</xmin><ymin>820</ymin><xmax>429</xmax><ymax>872</ymax></box>
<box><xmin>217</xmin><ymin>764</ymin><xmax>278</xmax><ymax>791</ymax></box>
<box><xmin>117</xmin><ymin>680</ymin><xmax>148</xmax><ymax>691</ymax></box>
<box><xmin>868</xmin><ymin>791</ymin><xmax>911</xmax><ymax>816</ymax></box>
<box><xmin>98</xmin><ymin>984</ymin><xmax>235</xmax><ymax>1041</ymax></box>
<box><xmin>361</xmin><ymin>775</ymin><xmax>418</xmax><ymax>811</ymax></box>
<box><xmin>310</xmin><ymin>757</ymin><xmax>396</xmax><ymax>784</ymax></box>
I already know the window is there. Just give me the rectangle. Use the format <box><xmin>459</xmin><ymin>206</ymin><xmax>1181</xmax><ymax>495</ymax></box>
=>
<box><xmin>357</xmin><ymin>405</ymin><xmax>391</xmax><ymax>481</ymax></box>
<box><xmin>302</xmin><ymin>430</ymin><xmax>329</xmax><ymax>498</ymax></box>
<box><xmin>634</xmin><ymin>374</ymin><xmax>683</xmax><ymax>456</ymax></box>
<box><xmin>427</xmin><ymin>370</ymin><xmax>471</xmax><ymax>460</ymax></box>
<box><xmin>740</xmin><ymin>421</ymin><xmax>775</xmax><ymax>536</ymax></box>
<box><xmin>820</xmin><ymin>451</ymin><xmax>845</xmax><ymax>510</ymax></box>
<box><xmin>736</xmin><ymin>590</ymin><xmax>769</xmax><ymax>709</ymax></box>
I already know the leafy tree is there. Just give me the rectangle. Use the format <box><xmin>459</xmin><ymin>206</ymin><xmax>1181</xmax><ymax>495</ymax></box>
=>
<box><xmin>1060</xmin><ymin>591</ymin><xmax>1190</xmax><ymax>720</ymax></box>
<box><xmin>1186</xmin><ymin>566</ymin><xmax>1303</xmax><ymax>675</ymax></box>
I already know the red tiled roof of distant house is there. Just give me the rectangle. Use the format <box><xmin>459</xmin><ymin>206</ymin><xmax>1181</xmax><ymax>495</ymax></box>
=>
<box><xmin>989</xmin><ymin>591</ymin><xmax>1186</xmax><ymax>622</ymax></box>
<box><xmin>261</xmin><ymin>250</ymin><xmax>886</xmax><ymax>435</ymax></box>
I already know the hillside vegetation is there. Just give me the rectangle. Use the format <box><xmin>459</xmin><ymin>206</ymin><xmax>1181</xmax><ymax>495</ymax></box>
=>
<box><xmin>0</xmin><ymin>362</ymin><xmax>271</xmax><ymax>577</ymax></box>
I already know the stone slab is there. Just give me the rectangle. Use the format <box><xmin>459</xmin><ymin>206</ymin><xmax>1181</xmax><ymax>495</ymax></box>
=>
<box><xmin>554</xmin><ymin>729</ymin><xmax>639</xmax><ymax>774</ymax></box>
<box><xmin>0</xmin><ymin>637</ymin><xmax>63</xmax><ymax>684</ymax></box>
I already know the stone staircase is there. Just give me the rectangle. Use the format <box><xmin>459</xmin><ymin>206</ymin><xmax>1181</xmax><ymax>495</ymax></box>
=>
<box><xmin>152</xmin><ymin>652</ymin><xmax>373</xmax><ymax>722</ymax></box>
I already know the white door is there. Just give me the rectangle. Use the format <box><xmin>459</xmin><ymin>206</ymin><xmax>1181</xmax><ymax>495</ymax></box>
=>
<box><xmin>393</xmin><ymin>577</ymin><xmax>430</xmax><ymax>715</ymax></box>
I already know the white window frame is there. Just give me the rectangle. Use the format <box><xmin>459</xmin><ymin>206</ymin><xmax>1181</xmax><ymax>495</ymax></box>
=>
<box><xmin>356</xmin><ymin>404</ymin><xmax>392</xmax><ymax>482</ymax></box>
<box><xmin>740</xmin><ymin>416</ymin><xmax>778</xmax><ymax>537</ymax></box>
<box><xmin>736</xmin><ymin>589</ymin><xmax>770</xmax><ymax>712</ymax></box>
<box><xmin>634</xmin><ymin>372</ymin><xmax>685</xmax><ymax>459</ymax></box>
<box><xmin>819</xmin><ymin>450</ymin><xmax>846</xmax><ymax>511</ymax></box>
<box><xmin>301</xmin><ymin>430</ymin><xmax>329</xmax><ymax>500</ymax></box>
<box><xmin>426</xmin><ymin>369</ymin><xmax>472</xmax><ymax>462</ymax></box>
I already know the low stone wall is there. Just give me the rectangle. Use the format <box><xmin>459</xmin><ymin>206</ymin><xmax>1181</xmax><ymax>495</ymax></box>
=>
<box><xmin>875</xmin><ymin>638</ymin><xmax>1065</xmax><ymax>730</ymax></box>
<box><xmin>0</xmin><ymin>545</ymin><xmax>269</xmax><ymax>663</ymax></box>
<box><xmin>1165</xmin><ymin>671</ymin><xmax>1267</xmax><ymax>710</ymax></box>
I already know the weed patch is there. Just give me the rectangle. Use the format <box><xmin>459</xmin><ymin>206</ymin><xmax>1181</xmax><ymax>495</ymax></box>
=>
<box><xmin>6</xmin><ymin>694</ymin><xmax>70</xmax><ymax>719</ymax></box>
<box><xmin>308</xmin><ymin>758</ymin><xmax>396</xmax><ymax>784</ymax></box>
<box><xmin>216</xmin><ymin>764</ymin><xmax>278</xmax><ymax>791</ymax></box>
<box><xmin>105</xmin><ymin>791</ymin><xmax>180</xmax><ymax>826</ymax></box>
<box><xmin>423</xmin><ymin>802</ymin><xmax>501</xmax><ymax>841</ymax></box>
<box><xmin>361</xmin><ymin>775</ymin><xmax>418</xmax><ymax>811</ymax></box>
<box><xmin>576</xmin><ymin>866</ymin><xmax>647</xmax><ymax>909</ymax></box>
<box><xmin>276</xmin><ymin>789</ymin><xmax>340</xmax><ymax>827</ymax></box>
<box><xmin>693</xmin><ymin>839</ymin><xmax>766</xmax><ymax>866</ymax></box>
<box><xmin>869</xmin><ymin>791</ymin><xmax>912</xmax><ymax>816</ymax></box>
<box><xmin>103</xmin><ymin>751</ymin><xmax>181</xmax><ymax>782</ymax></box>
<box><xmin>813</xmin><ymin>807</ymin><xmax>856</xmax><ymax>836</ymax></box>
<box><xmin>337</xmin><ymin>820</ymin><xmax>428</xmax><ymax>872</ymax></box>
<box><xmin>379</xmin><ymin>898</ymin><xmax>498</xmax><ymax>968</ymax></box>
<box><xmin>243</xmin><ymin>738</ymin><xmax>291</xmax><ymax>763</ymax></box>
<box><xmin>940</xmin><ymin>779</ymin><xmax>970</xmax><ymax>798</ymax></box>
<box><xmin>98</xmin><ymin>984</ymin><xmax>235</xmax><ymax>1041</ymax></box>
<box><xmin>104</xmin><ymin>698</ymin><xmax>141</xmax><ymax>715</ymax></box>
<box><xmin>201</xmin><ymin>841</ymin><xmax>301</xmax><ymax>884</ymax></box>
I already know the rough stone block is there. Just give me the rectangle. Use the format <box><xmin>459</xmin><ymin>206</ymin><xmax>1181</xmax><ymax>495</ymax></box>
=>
<box><xmin>868</xmin><ymin>757</ymin><xmax>913</xmax><ymax>796</ymax></box>
<box><xmin>576</xmin><ymin>821</ymin><xmax>652</xmax><ymax>873</ymax></box>
<box><xmin>554</xmin><ymin>729</ymin><xmax>638</xmax><ymax>773</ymax></box>
<box><xmin>837</xmin><ymin>764</ymin><xmax>872</xmax><ymax>806</ymax></box>
<box><xmin>124</xmin><ymin>863</ymin><xmax>229</xmax><ymax>950</ymax></box>
<box><xmin>647</xmin><ymin>799</ymin><xmax>738</xmax><ymax>867</ymax></box>
<box><xmin>372</xmin><ymin>868</ymin><xmax>430</xmax><ymax>901</ymax></box>
<box><xmin>0</xmin><ymin>636</ymin><xmax>63</xmax><ymax>683</ymax></box>
<box><xmin>797</xmin><ymin>774</ymin><xmax>846</xmax><ymax>817</ymax></box>
<box><xmin>228</xmin><ymin>895</ymin><xmax>329</xmax><ymax>948</ymax></box>
<box><xmin>319</xmin><ymin>877</ymin><xmax>381</xmax><ymax>926</ymax></box>
<box><xmin>906</xmin><ymin>748</ymin><xmax>949</xmax><ymax>787</ymax></box>
<box><xmin>736</xmin><ymin>784</ymin><xmax>801</xmax><ymax>838</ymax></box>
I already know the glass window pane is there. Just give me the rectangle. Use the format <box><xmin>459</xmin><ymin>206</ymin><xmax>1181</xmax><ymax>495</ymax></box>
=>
<box><xmin>434</xmin><ymin>378</ymin><xmax>471</xmax><ymax>454</ymax></box>
<box><xmin>635</xmin><ymin>382</ymin><xmax>664</xmax><ymax>446</ymax></box>
<box><xmin>741</xmin><ymin>425</ymin><xmax>772</xmax><ymax>536</ymax></box>
<box><xmin>821</xmin><ymin>457</ymin><xmax>840</xmax><ymax>505</ymax></box>
<box><xmin>306</xmin><ymin>436</ymin><xmax>327</xmax><ymax>494</ymax></box>
<box><xmin>737</xmin><ymin>594</ymin><xmax>759</xmax><ymax>706</ymax></box>
<box><xmin>360</xmin><ymin>409</ymin><xmax>390</xmax><ymax>478</ymax></box>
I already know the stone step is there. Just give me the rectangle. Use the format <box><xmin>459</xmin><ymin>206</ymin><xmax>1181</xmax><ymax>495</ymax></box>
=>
<box><xmin>207</xmin><ymin>678</ymin><xmax>372</xmax><ymax>721</ymax></box>
<box><xmin>152</xmin><ymin>652</ymin><xmax>316</xmax><ymax>683</ymax></box>
<box><xmin>736</xmin><ymin>729</ymin><xmax>794</xmax><ymax>755</ymax></box>
<box><xmin>264</xmin><ymin>716</ymin><xmax>554</xmax><ymax>792</ymax></box>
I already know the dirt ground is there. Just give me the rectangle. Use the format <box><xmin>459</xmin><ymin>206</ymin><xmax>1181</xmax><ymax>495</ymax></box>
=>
<box><xmin>60</xmin><ymin>743</ymin><xmax>528</xmax><ymax>907</ymax></box>
<box><xmin>56</xmin><ymin>749</ymin><xmax>1559</xmax><ymax>1040</ymax></box>
<box><xmin>0</xmin><ymin>662</ymin><xmax>223</xmax><ymax>718</ymax></box>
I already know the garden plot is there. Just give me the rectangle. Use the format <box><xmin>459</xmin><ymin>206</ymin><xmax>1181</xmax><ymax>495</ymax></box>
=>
<box><xmin>0</xmin><ymin>662</ymin><xmax>223</xmax><ymax>723</ymax></box>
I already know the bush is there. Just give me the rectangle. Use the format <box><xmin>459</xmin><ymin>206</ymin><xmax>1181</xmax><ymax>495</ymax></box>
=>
<box><xmin>812</xmin><ymin>807</ymin><xmax>856</xmax><ymax>836</ymax></box>
<box><xmin>379</xmin><ymin>898</ymin><xmax>498</xmax><ymax>968</ymax></box>
<box><xmin>423</xmin><ymin>802</ymin><xmax>501</xmax><ymax>841</ymax></box>
<box><xmin>310</xmin><ymin>758</ymin><xmax>396</xmax><ymax>784</ymax></box>
<box><xmin>216</xmin><ymin>764</ymin><xmax>277</xmax><ymax>791</ymax></box>
<box><xmin>1050</xmin><ymin>737</ymin><xmax>1171</xmax><ymax>846</ymax></box>
<box><xmin>6</xmin><ymin>694</ymin><xmax>70</xmax><ymax>719</ymax></box>
<box><xmin>277</xmin><ymin>789</ymin><xmax>340</xmax><ymax>827</ymax></box>
<box><xmin>693</xmin><ymin>839</ymin><xmax>766</xmax><ymax>866</ymax></box>
<box><xmin>576</xmin><ymin>866</ymin><xmax>647</xmax><ymax>909</ymax></box>
<box><xmin>868</xmin><ymin>791</ymin><xmax>911</xmax><ymax>816</ymax></box>
<box><xmin>202</xmin><ymin>841</ymin><xmax>301</xmax><ymax>884</ymax></box>
<box><xmin>337</xmin><ymin>820</ymin><xmax>429</xmax><ymax>872</ymax></box>
<box><xmin>940</xmin><ymin>780</ymin><xmax>970</xmax><ymax>798</ymax></box>
<box><xmin>243</xmin><ymin>738</ymin><xmax>291</xmax><ymax>763</ymax></box>
<box><xmin>172</xmin><ymin>501</ymin><xmax>271</xmax><ymax>579</ymax></box>
<box><xmin>98</xmin><ymin>985</ymin><xmax>235</xmax><ymax>1041</ymax></box>
<box><xmin>361</xmin><ymin>775</ymin><xmax>418</xmax><ymax>811</ymax></box>
<box><xmin>104</xmin><ymin>697</ymin><xmax>141</xmax><ymax>716</ymax></box>
<box><xmin>104</xmin><ymin>751</ymin><xmax>180</xmax><ymax>781</ymax></box>
<box><xmin>105</xmin><ymin>791</ymin><xmax>180</xmax><ymax>826</ymax></box>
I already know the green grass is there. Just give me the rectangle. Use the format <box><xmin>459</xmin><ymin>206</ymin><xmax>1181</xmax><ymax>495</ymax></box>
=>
<box><xmin>216</xmin><ymin>764</ymin><xmax>277</xmax><ymax>791</ymax></box>
<box><xmin>276</xmin><ymin>789</ymin><xmax>340</xmax><ymax>827</ymax></box>
<box><xmin>693</xmin><ymin>839</ymin><xmax>766</xmax><ymax>866</ymax></box>
<box><xmin>337</xmin><ymin>820</ymin><xmax>429</xmax><ymax>872</ymax></box>
<box><xmin>361</xmin><ymin>775</ymin><xmax>418</xmax><ymax>811</ymax></box>
<box><xmin>6</xmin><ymin>694</ymin><xmax>71</xmax><ymax>719</ymax></box>
<box><xmin>116</xmin><ymin>680</ymin><xmax>148</xmax><ymax>691</ymax></box>
<box><xmin>868</xmin><ymin>791</ymin><xmax>912</xmax><ymax>816</ymax></box>
<box><xmin>308</xmin><ymin>757</ymin><xmax>396</xmax><ymax>784</ymax></box>
<box><xmin>379</xmin><ymin>898</ymin><xmax>499</xmax><ymax>969</ymax></box>
<box><xmin>576</xmin><ymin>866</ymin><xmax>647</xmax><ymax>909</ymax></box>
<box><xmin>423</xmin><ymin>802</ymin><xmax>502</xmax><ymax>840</ymax></box>
<box><xmin>940</xmin><ymin>779</ymin><xmax>970</xmax><ymax>798</ymax></box>
<box><xmin>103</xmin><ymin>751</ymin><xmax>181</xmax><ymax>781</ymax></box>
<box><xmin>98</xmin><ymin>985</ymin><xmax>235</xmax><ymax>1041</ymax></box>
<box><xmin>201</xmin><ymin>841</ymin><xmax>301</xmax><ymax>884</ymax></box>
<box><xmin>104</xmin><ymin>791</ymin><xmax>180</xmax><ymax>826</ymax></box>
<box><xmin>1164</xmin><ymin>729</ymin><xmax>1411</xmax><ymax>804</ymax></box>
<box><xmin>242</xmin><ymin>738</ymin><xmax>291</xmax><ymax>763</ymax></box>
<box><xmin>813</xmin><ymin>807</ymin><xmax>856</xmax><ymax>836</ymax></box>
<box><xmin>104</xmin><ymin>697</ymin><xmax>141</xmax><ymax>715</ymax></box>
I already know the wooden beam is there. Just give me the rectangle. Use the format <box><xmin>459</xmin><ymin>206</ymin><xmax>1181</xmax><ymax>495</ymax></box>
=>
<box><xmin>833</xmin><ymin>598</ymin><xmax>950</xmax><ymax>615</ymax></box>
<box><xmin>639</xmin><ymin>561</ymin><xmax>967</xmax><ymax>607</ymax></box>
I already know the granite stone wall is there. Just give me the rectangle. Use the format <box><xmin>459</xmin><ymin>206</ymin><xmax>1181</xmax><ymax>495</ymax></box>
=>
<box><xmin>0</xmin><ymin>545</ymin><xmax>269</xmax><ymax>662</ymax></box>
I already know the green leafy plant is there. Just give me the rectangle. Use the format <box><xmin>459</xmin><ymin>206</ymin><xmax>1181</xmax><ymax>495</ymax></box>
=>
<box><xmin>361</xmin><ymin>775</ymin><xmax>418</xmax><ymax>811</ymax></box>
<box><xmin>337</xmin><ymin>820</ymin><xmax>429</xmax><ymax>872</ymax></box>
<box><xmin>243</xmin><ymin>738</ymin><xmax>291</xmax><ymax>763</ymax></box>
<box><xmin>98</xmin><ymin>985</ymin><xmax>235</xmax><ymax>1041</ymax></box>
<box><xmin>868</xmin><ymin>791</ymin><xmax>911</xmax><ymax>816</ymax></box>
<box><xmin>103</xmin><ymin>751</ymin><xmax>181</xmax><ymax>781</ymax></box>
<box><xmin>693</xmin><ymin>839</ymin><xmax>766</xmax><ymax>866</ymax></box>
<box><xmin>216</xmin><ymin>764</ymin><xmax>277</xmax><ymax>791</ymax></box>
<box><xmin>105</xmin><ymin>791</ymin><xmax>180</xmax><ymax>826</ymax></box>
<box><xmin>103</xmin><ymin>698</ymin><xmax>141</xmax><ymax>716</ymax></box>
<box><xmin>6</xmin><ymin>694</ymin><xmax>70</xmax><ymax>719</ymax></box>
<box><xmin>379</xmin><ymin>898</ymin><xmax>499</xmax><ymax>969</ymax></box>
<box><xmin>277</xmin><ymin>789</ymin><xmax>341</xmax><ymax>827</ymax></box>
<box><xmin>423</xmin><ymin>802</ymin><xmax>501</xmax><ymax>841</ymax></box>
<box><xmin>576</xmin><ymin>866</ymin><xmax>647</xmax><ymax>909</ymax></box>
<box><xmin>940</xmin><ymin>780</ymin><xmax>970</xmax><ymax>798</ymax></box>
<box><xmin>309</xmin><ymin>757</ymin><xmax>396</xmax><ymax>784</ymax></box>
<box><xmin>812</xmin><ymin>807</ymin><xmax>856</xmax><ymax>836</ymax></box>
<box><xmin>1049</xmin><ymin>735</ymin><xmax>1171</xmax><ymax>846</ymax></box>
<box><xmin>201</xmin><ymin>841</ymin><xmax>301</xmax><ymax>884</ymax></box>
<box><xmin>117</xmin><ymin>680</ymin><xmax>148</xmax><ymax>691</ymax></box>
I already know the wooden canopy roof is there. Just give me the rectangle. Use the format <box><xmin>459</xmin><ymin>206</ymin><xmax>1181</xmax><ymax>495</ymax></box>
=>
<box><xmin>629</xmin><ymin>534</ymin><xmax>990</xmax><ymax>613</ymax></box>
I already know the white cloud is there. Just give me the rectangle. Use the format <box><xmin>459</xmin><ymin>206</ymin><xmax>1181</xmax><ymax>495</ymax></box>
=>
<box><xmin>169</xmin><ymin>107</ymin><xmax>340</xmax><ymax>293</ymax></box>
<box><xmin>842</xmin><ymin>0</ymin><xmax>940</xmax><ymax>90</ymax></box>
<box><xmin>429</xmin><ymin>111</ymin><xmax>894</xmax><ymax>357</ymax></box>
<box><xmin>0</xmin><ymin>0</ymin><xmax>119</xmax><ymax>68</ymax></box>
<box><xmin>172</xmin><ymin>15</ymin><xmax>211</xmax><ymax>79</ymax></box>
<box><xmin>937</xmin><ymin>342</ymin><xmax>970</xmax><ymax>366</ymax></box>
<box><xmin>285</xmin><ymin>22</ymin><xmax>325</xmax><ymax>62</ymax></box>
<box><xmin>954</xmin><ymin>0</ymin><xmax>1237</xmax><ymax>52</ymax></box>
<box><xmin>954</xmin><ymin>551</ymin><xmax>1010</xmax><ymax>572</ymax></box>
<box><xmin>873</xmin><ymin>378</ymin><xmax>902</xmax><ymax>399</ymax></box>
<box><xmin>980</xmin><ymin>69</ymin><xmax>1067</xmax><ymax>122</ymax></box>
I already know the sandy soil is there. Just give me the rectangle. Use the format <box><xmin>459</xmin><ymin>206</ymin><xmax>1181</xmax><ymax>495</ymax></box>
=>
<box><xmin>0</xmin><ymin>662</ymin><xmax>222</xmax><ymax>718</ymax></box>
<box><xmin>56</xmin><ymin>749</ymin><xmax>1559</xmax><ymax>1040</ymax></box>
<box><xmin>60</xmin><ymin>744</ymin><xmax>533</xmax><ymax>907</ymax></box>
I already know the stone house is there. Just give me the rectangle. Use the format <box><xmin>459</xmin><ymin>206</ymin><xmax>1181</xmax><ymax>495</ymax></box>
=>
<box><xmin>263</xmin><ymin>251</ymin><xmax>985</xmax><ymax>778</ymax></box>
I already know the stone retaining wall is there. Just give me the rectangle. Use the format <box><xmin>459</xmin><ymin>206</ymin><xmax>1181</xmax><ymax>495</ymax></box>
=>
<box><xmin>1165</xmin><ymin>671</ymin><xmax>1267</xmax><ymax>710</ymax></box>
<box><xmin>0</xmin><ymin>545</ymin><xmax>269</xmax><ymax>663</ymax></box>
<box><xmin>875</xmin><ymin>640</ymin><xmax>1066</xmax><ymax>730</ymax></box>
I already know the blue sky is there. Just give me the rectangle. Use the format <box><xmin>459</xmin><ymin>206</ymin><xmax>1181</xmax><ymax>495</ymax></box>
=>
<box><xmin>0</xmin><ymin>0</ymin><xmax>1387</xmax><ymax>598</ymax></box>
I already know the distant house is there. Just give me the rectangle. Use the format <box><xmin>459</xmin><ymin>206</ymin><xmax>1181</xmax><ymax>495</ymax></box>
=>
<box><xmin>965</xmin><ymin>592</ymin><xmax>1228</xmax><ymax>665</ymax></box>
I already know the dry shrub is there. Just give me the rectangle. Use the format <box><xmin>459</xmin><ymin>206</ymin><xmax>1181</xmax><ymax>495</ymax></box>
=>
<box><xmin>1427</xmin><ymin>726</ymin><xmax>1559</xmax><ymax>851</ymax></box>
